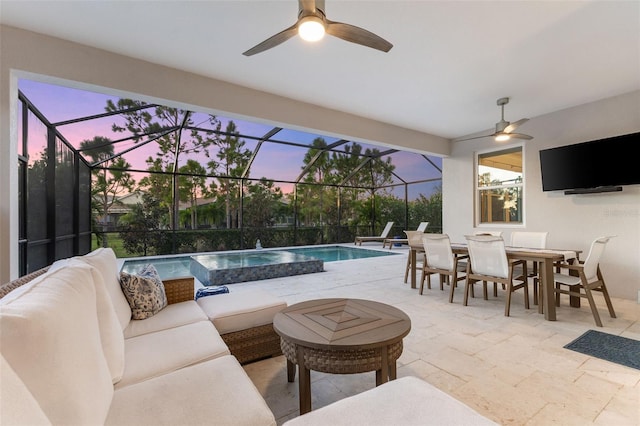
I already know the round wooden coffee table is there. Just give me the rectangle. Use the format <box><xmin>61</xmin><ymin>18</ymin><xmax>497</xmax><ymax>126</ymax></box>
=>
<box><xmin>273</xmin><ymin>298</ymin><xmax>411</xmax><ymax>414</ymax></box>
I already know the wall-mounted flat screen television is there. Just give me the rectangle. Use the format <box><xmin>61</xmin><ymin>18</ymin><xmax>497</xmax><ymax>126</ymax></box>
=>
<box><xmin>539</xmin><ymin>132</ymin><xmax>640</xmax><ymax>194</ymax></box>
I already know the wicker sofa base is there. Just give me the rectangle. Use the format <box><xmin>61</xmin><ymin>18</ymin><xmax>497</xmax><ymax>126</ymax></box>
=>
<box><xmin>221</xmin><ymin>323</ymin><xmax>283</xmax><ymax>364</ymax></box>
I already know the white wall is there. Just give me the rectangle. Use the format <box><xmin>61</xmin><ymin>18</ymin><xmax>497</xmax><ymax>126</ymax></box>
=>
<box><xmin>444</xmin><ymin>91</ymin><xmax>640</xmax><ymax>300</ymax></box>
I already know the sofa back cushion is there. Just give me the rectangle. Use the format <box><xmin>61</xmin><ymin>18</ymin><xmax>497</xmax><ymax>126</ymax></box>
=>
<box><xmin>50</xmin><ymin>258</ymin><xmax>125</xmax><ymax>384</ymax></box>
<box><xmin>80</xmin><ymin>247</ymin><xmax>132</xmax><ymax>330</ymax></box>
<box><xmin>1</xmin><ymin>353</ymin><xmax>51</xmax><ymax>425</ymax></box>
<box><xmin>0</xmin><ymin>263</ymin><xmax>114</xmax><ymax>425</ymax></box>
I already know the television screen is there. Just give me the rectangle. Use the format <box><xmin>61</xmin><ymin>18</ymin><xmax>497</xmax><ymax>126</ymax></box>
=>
<box><xmin>539</xmin><ymin>132</ymin><xmax>640</xmax><ymax>192</ymax></box>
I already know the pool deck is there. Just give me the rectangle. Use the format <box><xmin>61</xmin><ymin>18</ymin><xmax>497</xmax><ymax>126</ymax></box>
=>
<box><xmin>119</xmin><ymin>243</ymin><xmax>640</xmax><ymax>425</ymax></box>
<box><xmin>240</xmin><ymin>244</ymin><xmax>639</xmax><ymax>426</ymax></box>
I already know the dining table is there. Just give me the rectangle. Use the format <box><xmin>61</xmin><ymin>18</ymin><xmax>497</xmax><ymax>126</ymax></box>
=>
<box><xmin>408</xmin><ymin>242</ymin><xmax>581</xmax><ymax>321</ymax></box>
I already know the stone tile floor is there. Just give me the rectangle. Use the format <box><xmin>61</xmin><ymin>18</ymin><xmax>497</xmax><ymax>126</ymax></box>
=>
<box><xmin>233</xmin><ymin>244</ymin><xmax>639</xmax><ymax>425</ymax></box>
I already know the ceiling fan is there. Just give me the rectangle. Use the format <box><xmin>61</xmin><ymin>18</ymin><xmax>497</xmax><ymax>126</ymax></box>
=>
<box><xmin>243</xmin><ymin>0</ymin><xmax>393</xmax><ymax>56</ymax></box>
<box><xmin>456</xmin><ymin>97</ymin><xmax>533</xmax><ymax>142</ymax></box>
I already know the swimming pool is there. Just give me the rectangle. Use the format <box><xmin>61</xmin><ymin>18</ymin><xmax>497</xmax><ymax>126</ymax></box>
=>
<box><xmin>121</xmin><ymin>245</ymin><xmax>397</xmax><ymax>284</ymax></box>
<box><xmin>285</xmin><ymin>246</ymin><xmax>394</xmax><ymax>262</ymax></box>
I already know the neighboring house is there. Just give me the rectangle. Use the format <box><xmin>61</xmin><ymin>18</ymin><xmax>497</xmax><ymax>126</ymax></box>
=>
<box><xmin>95</xmin><ymin>192</ymin><xmax>144</xmax><ymax>231</ymax></box>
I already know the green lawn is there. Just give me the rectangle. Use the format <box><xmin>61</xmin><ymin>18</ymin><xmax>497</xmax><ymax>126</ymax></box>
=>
<box><xmin>91</xmin><ymin>234</ymin><xmax>131</xmax><ymax>258</ymax></box>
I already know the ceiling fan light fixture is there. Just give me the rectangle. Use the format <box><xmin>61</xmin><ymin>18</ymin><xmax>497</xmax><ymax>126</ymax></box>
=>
<box><xmin>298</xmin><ymin>16</ymin><xmax>325</xmax><ymax>42</ymax></box>
<box><xmin>243</xmin><ymin>0</ymin><xmax>393</xmax><ymax>56</ymax></box>
<box><xmin>495</xmin><ymin>133</ymin><xmax>511</xmax><ymax>142</ymax></box>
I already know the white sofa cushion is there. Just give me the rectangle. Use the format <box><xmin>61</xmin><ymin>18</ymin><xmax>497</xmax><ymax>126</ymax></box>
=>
<box><xmin>196</xmin><ymin>289</ymin><xmax>286</xmax><ymax>334</ymax></box>
<box><xmin>0</xmin><ymin>263</ymin><xmax>114</xmax><ymax>425</ymax></box>
<box><xmin>79</xmin><ymin>247</ymin><xmax>132</xmax><ymax>330</ymax></box>
<box><xmin>283</xmin><ymin>376</ymin><xmax>498</xmax><ymax>426</ymax></box>
<box><xmin>1</xmin><ymin>354</ymin><xmax>51</xmax><ymax>425</ymax></box>
<box><xmin>106</xmin><ymin>355</ymin><xmax>276</xmax><ymax>426</ymax></box>
<box><xmin>50</xmin><ymin>258</ymin><xmax>125</xmax><ymax>384</ymax></box>
<box><xmin>124</xmin><ymin>300</ymin><xmax>208</xmax><ymax>338</ymax></box>
<box><xmin>116</xmin><ymin>320</ymin><xmax>230</xmax><ymax>389</ymax></box>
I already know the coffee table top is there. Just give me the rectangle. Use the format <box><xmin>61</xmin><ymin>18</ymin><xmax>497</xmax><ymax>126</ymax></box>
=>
<box><xmin>273</xmin><ymin>298</ymin><xmax>411</xmax><ymax>350</ymax></box>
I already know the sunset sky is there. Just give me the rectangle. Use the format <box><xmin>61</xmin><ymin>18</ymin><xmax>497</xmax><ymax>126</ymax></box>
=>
<box><xmin>18</xmin><ymin>79</ymin><xmax>442</xmax><ymax>199</ymax></box>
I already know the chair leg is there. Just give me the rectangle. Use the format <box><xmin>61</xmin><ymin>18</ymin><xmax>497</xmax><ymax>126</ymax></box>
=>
<box><xmin>463</xmin><ymin>277</ymin><xmax>471</xmax><ymax>306</ymax></box>
<box><xmin>449</xmin><ymin>273</ymin><xmax>456</xmax><ymax>303</ymax></box>
<box><xmin>600</xmin><ymin>283</ymin><xmax>617</xmax><ymax>318</ymax></box>
<box><xmin>404</xmin><ymin>253</ymin><xmax>410</xmax><ymax>283</ymax></box>
<box><xmin>535</xmin><ymin>277</ymin><xmax>543</xmax><ymax>314</ymax></box>
<box><xmin>505</xmin><ymin>282</ymin><xmax>513</xmax><ymax>316</ymax></box>
<box><xmin>531</xmin><ymin>262</ymin><xmax>539</xmax><ymax>305</ymax></box>
<box><xmin>583</xmin><ymin>285</ymin><xmax>604</xmax><ymax>327</ymax></box>
<box><xmin>523</xmin><ymin>282</ymin><xmax>530</xmax><ymax>309</ymax></box>
<box><xmin>482</xmin><ymin>281</ymin><xmax>488</xmax><ymax>300</ymax></box>
<box><xmin>419</xmin><ymin>271</ymin><xmax>425</xmax><ymax>295</ymax></box>
<box><xmin>597</xmin><ymin>269</ymin><xmax>617</xmax><ymax>318</ymax></box>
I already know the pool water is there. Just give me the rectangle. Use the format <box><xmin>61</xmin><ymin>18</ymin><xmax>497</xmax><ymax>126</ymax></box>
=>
<box><xmin>121</xmin><ymin>245</ymin><xmax>397</xmax><ymax>281</ymax></box>
<box><xmin>285</xmin><ymin>246</ymin><xmax>394</xmax><ymax>262</ymax></box>
<box><xmin>191</xmin><ymin>251</ymin><xmax>315</xmax><ymax>269</ymax></box>
<box><xmin>122</xmin><ymin>257</ymin><xmax>192</xmax><ymax>279</ymax></box>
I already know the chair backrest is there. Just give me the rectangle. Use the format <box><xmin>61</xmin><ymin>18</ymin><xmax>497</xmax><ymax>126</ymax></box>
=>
<box><xmin>422</xmin><ymin>234</ymin><xmax>454</xmax><ymax>271</ymax></box>
<box><xmin>416</xmin><ymin>222</ymin><xmax>429</xmax><ymax>232</ymax></box>
<box><xmin>582</xmin><ymin>236</ymin><xmax>613</xmax><ymax>280</ymax></box>
<box><xmin>510</xmin><ymin>231</ymin><xmax>548</xmax><ymax>249</ymax></box>
<box><xmin>380</xmin><ymin>222</ymin><xmax>394</xmax><ymax>237</ymax></box>
<box><xmin>474</xmin><ymin>231</ymin><xmax>503</xmax><ymax>237</ymax></box>
<box><xmin>404</xmin><ymin>230</ymin><xmax>425</xmax><ymax>246</ymax></box>
<box><xmin>465</xmin><ymin>234</ymin><xmax>509</xmax><ymax>279</ymax></box>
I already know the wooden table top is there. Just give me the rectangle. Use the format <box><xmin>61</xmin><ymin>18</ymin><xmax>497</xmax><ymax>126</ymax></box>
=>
<box><xmin>274</xmin><ymin>298</ymin><xmax>411</xmax><ymax>350</ymax></box>
<box><xmin>409</xmin><ymin>243</ymin><xmax>581</xmax><ymax>261</ymax></box>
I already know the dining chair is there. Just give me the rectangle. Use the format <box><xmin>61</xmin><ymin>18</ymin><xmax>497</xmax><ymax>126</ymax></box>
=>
<box><xmin>461</xmin><ymin>231</ymin><xmax>504</xmax><ymax>298</ymax></box>
<box><xmin>421</xmin><ymin>234</ymin><xmax>467</xmax><ymax>302</ymax></box>
<box><xmin>474</xmin><ymin>231</ymin><xmax>503</xmax><ymax>237</ymax></box>
<box><xmin>553</xmin><ymin>236</ymin><xmax>616</xmax><ymax>327</ymax></box>
<box><xmin>404</xmin><ymin>230</ymin><xmax>426</xmax><ymax>283</ymax></box>
<box><xmin>463</xmin><ymin>234</ymin><xmax>530</xmax><ymax>316</ymax></box>
<box><xmin>510</xmin><ymin>231</ymin><xmax>549</xmax><ymax>305</ymax></box>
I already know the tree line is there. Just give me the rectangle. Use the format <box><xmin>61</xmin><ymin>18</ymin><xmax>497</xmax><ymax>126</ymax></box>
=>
<box><xmin>67</xmin><ymin>99</ymin><xmax>442</xmax><ymax>255</ymax></box>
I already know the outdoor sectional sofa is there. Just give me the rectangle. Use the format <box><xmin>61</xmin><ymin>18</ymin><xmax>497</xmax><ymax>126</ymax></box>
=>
<box><xmin>0</xmin><ymin>248</ymin><xmax>278</xmax><ymax>425</ymax></box>
<box><xmin>1</xmin><ymin>247</ymin><xmax>498</xmax><ymax>425</ymax></box>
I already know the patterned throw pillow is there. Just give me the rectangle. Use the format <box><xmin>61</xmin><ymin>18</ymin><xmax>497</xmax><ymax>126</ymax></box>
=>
<box><xmin>119</xmin><ymin>264</ymin><xmax>168</xmax><ymax>320</ymax></box>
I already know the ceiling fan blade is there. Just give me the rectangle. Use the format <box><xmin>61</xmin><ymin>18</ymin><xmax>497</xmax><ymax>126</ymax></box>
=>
<box><xmin>325</xmin><ymin>20</ymin><xmax>393</xmax><ymax>52</ymax></box>
<box><xmin>503</xmin><ymin>118</ymin><xmax>529</xmax><ymax>134</ymax></box>
<box><xmin>508</xmin><ymin>133</ymin><xmax>534</xmax><ymax>140</ymax></box>
<box><xmin>243</xmin><ymin>23</ymin><xmax>299</xmax><ymax>56</ymax></box>
<box><xmin>453</xmin><ymin>134</ymin><xmax>493</xmax><ymax>142</ymax></box>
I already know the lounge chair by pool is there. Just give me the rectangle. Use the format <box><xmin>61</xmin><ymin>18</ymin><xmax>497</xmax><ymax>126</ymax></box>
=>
<box><xmin>354</xmin><ymin>221</ymin><xmax>394</xmax><ymax>246</ymax></box>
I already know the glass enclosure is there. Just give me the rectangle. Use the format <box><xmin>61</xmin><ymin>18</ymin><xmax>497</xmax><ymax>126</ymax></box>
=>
<box><xmin>17</xmin><ymin>79</ymin><xmax>443</xmax><ymax>272</ymax></box>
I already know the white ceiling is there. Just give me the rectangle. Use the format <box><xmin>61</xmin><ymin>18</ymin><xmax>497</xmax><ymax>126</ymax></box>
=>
<box><xmin>1</xmin><ymin>0</ymin><xmax>639</xmax><ymax>140</ymax></box>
